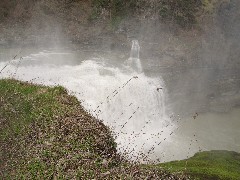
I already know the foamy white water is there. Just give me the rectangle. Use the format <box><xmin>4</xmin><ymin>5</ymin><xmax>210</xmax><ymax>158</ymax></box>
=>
<box><xmin>125</xmin><ymin>40</ymin><xmax>142</xmax><ymax>73</ymax></box>
<box><xmin>0</xmin><ymin>42</ymin><xmax>177</xmax><ymax>162</ymax></box>
<box><xmin>1</xmin><ymin>43</ymin><xmax>240</xmax><ymax>163</ymax></box>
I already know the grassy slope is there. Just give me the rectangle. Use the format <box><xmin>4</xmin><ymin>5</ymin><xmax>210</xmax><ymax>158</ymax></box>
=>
<box><xmin>1</xmin><ymin>79</ymin><xmax>239</xmax><ymax>179</ymax></box>
<box><xmin>158</xmin><ymin>151</ymin><xmax>240</xmax><ymax>180</ymax></box>
<box><xmin>0</xmin><ymin>79</ymin><xmax>116</xmax><ymax>179</ymax></box>
<box><xmin>0</xmin><ymin>79</ymin><xmax>186</xmax><ymax>179</ymax></box>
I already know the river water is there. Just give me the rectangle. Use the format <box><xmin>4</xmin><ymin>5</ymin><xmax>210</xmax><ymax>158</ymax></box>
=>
<box><xmin>0</xmin><ymin>45</ymin><xmax>239</xmax><ymax>163</ymax></box>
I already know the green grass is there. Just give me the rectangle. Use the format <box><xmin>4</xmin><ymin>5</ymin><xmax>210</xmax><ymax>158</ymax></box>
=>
<box><xmin>0</xmin><ymin>79</ymin><xmax>182</xmax><ymax>179</ymax></box>
<box><xmin>0</xmin><ymin>79</ymin><xmax>76</xmax><ymax>141</ymax></box>
<box><xmin>1</xmin><ymin>79</ymin><xmax>239</xmax><ymax>179</ymax></box>
<box><xmin>158</xmin><ymin>150</ymin><xmax>240</xmax><ymax>180</ymax></box>
<box><xmin>0</xmin><ymin>79</ymin><xmax>120</xmax><ymax>179</ymax></box>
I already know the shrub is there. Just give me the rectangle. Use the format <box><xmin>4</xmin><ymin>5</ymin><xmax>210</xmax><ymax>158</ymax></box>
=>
<box><xmin>92</xmin><ymin>0</ymin><xmax>204</xmax><ymax>28</ymax></box>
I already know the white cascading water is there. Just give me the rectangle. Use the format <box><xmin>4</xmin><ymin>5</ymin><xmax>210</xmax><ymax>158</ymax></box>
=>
<box><xmin>0</xmin><ymin>41</ymin><xmax>176</xmax><ymax>162</ymax></box>
<box><xmin>125</xmin><ymin>40</ymin><xmax>142</xmax><ymax>73</ymax></box>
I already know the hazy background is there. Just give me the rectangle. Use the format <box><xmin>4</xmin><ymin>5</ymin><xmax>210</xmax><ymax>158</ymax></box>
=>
<box><xmin>0</xmin><ymin>0</ymin><xmax>240</xmax><ymax>161</ymax></box>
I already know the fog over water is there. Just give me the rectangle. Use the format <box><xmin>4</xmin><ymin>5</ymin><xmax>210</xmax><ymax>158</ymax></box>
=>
<box><xmin>0</xmin><ymin>40</ymin><xmax>239</xmax><ymax>162</ymax></box>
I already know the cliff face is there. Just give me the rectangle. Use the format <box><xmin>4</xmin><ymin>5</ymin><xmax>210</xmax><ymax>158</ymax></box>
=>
<box><xmin>1</xmin><ymin>0</ymin><xmax>240</xmax><ymax>114</ymax></box>
<box><xmin>0</xmin><ymin>0</ymin><xmax>92</xmax><ymax>44</ymax></box>
<box><xmin>0</xmin><ymin>0</ymin><xmax>234</xmax><ymax>59</ymax></box>
<box><xmin>0</xmin><ymin>0</ymin><xmax>223</xmax><ymax>45</ymax></box>
<box><xmin>0</xmin><ymin>0</ymin><xmax>237</xmax><ymax>51</ymax></box>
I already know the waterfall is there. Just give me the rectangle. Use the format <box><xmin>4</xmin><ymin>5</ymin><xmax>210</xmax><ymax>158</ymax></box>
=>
<box><xmin>125</xmin><ymin>40</ymin><xmax>143</xmax><ymax>73</ymax></box>
<box><xmin>0</xmin><ymin>45</ymin><xmax>174</xmax><ymax>162</ymax></box>
<box><xmin>130</xmin><ymin>40</ymin><xmax>140</xmax><ymax>59</ymax></box>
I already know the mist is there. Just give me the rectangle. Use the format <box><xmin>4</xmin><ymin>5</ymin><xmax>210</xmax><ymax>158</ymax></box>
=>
<box><xmin>0</xmin><ymin>0</ymin><xmax>240</xmax><ymax>163</ymax></box>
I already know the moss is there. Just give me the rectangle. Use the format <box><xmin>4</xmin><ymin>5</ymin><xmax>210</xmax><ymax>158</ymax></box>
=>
<box><xmin>157</xmin><ymin>150</ymin><xmax>240</xmax><ymax>180</ymax></box>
